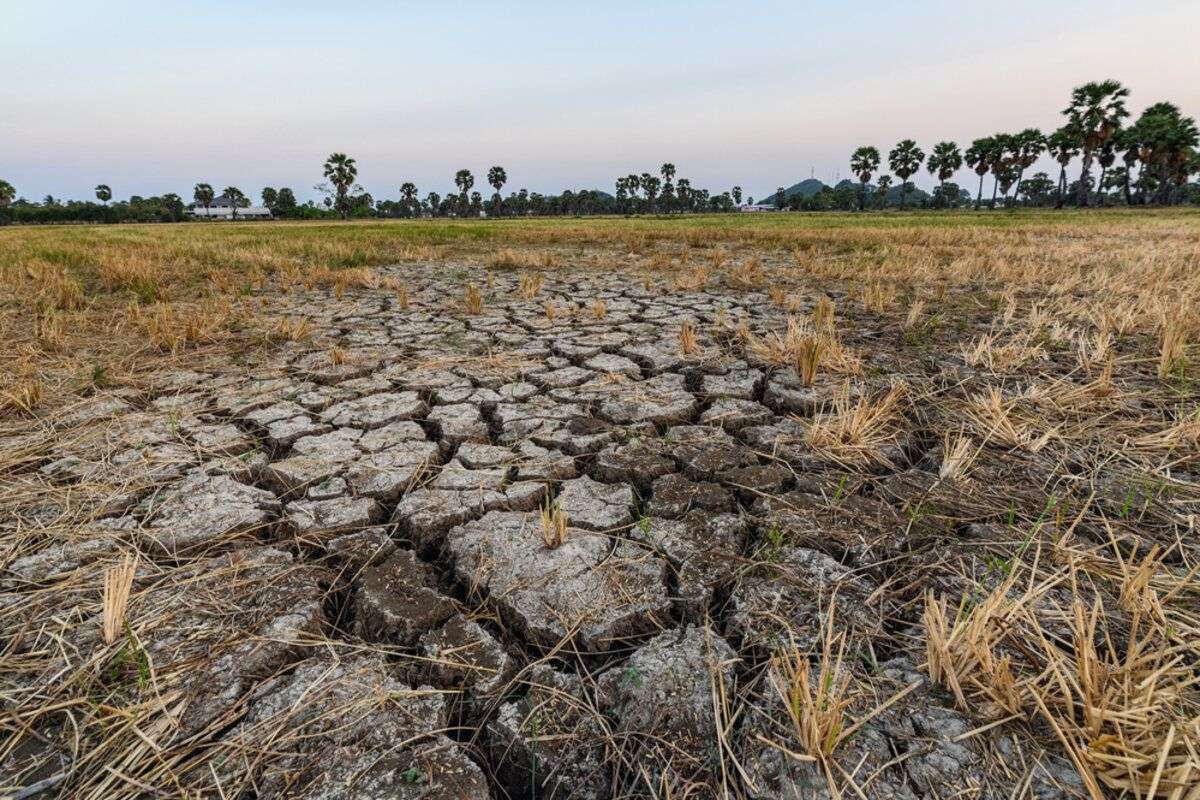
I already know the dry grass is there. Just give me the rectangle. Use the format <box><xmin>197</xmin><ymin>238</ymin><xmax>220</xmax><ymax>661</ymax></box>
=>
<box><xmin>540</xmin><ymin>498</ymin><xmax>568</xmax><ymax>549</ymax></box>
<box><xmin>465</xmin><ymin>283</ymin><xmax>484</xmax><ymax>315</ymax></box>
<box><xmin>806</xmin><ymin>382</ymin><xmax>909</xmax><ymax>468</ymax></box>
<box><xmin>679</xmin><ymin>320</ymin><xmax>700</xmax><ymax>355</ymax></box>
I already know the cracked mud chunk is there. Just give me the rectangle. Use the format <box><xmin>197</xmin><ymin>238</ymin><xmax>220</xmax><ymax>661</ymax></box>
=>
<box><xmin>419</xmin><ymin>614</ymin><xmax>516</xmax><ymax>719</ymax></box>
<box><xmin>285</xmin><ymin>495</ymin><xmax>381</xmax><ymax>541</ymax></box>
<box><xmin>512</xmin><ymin>439</ymin><xmax>578</xmax><ymax>480</ymax></box>
<box><xmin>393</xmin><ymin>487</ymin><xmax>505</xmax><ymax>547</ymax></box>
<box><xmin>198</xmin><ymin>653</ymin><xmax>487</xmax><ymax>799</ymax></box>
<box><xmin>646</xmin><ymin>472</ymin><xmax>735</xmax><ymax>518</ymax></box>
<box><xmin>667</xmin><ymin>424</ymin><xmax>760</xmax><ymax>480</ymax></box>
<box><xmin>699</xmin><ymin>368</ymin><xmax>762</xmax><ymax>400</ymax></box>
<box><xmin>556</xmin><ymin>474</ymin><xmax>634</xmax><ymax>531</ymax></box>
<box><xmin>699</xmin><ymin>397</ymin><xmax>774</xmax><ymax>431</ymax></box>
<box><xmin>429</xmin><ymin>461</ymin><xmax>507</xmax><ymax>492</ymax></box>
<box><xmin>320</xmin><ymin>391</ymin><xmax>427</xmax><ymax>429</ymax></box>
<box><xmin>426</xmin><ymin>402</ymin><xmax>488</xmax><ymax>447</ymax></box>
<box><xmin>324</xmin><ymin>526</ymin><xmax>396</xmax><ymax>575</ymax></box>
<box><xmin>448</xmin><ymin>511</ymin><xmax>671</xmax><ymax>652</ymax></box>
<box><xmin>180</xmin><ymin>419</ymin><xmax>257</xmax><ymax>456</ymax></box>
<box><xmin>729</xmin><ymin>545</ymin><xmax>883</xmax><ymax>654</ymax></box>
<box><xmin>598</xmin><ymin>372</ymin><xmax>698</xmax><ymax>426</ymax></box>
<box><xmin>346</xmin><ymin>439</ymin><xmax>439</xmax><ymax>501</ymax></box>
<box><xmin>489</xmin><ymin>664</ymin><xmax>609</xmax><ymax>800</ymax></box>
<box><xmin>597</xmin><ymin>626</ymin><xmax>738</xmax><ymax>790</ymax></box>
<box><xmin>761</xmin><ymin>372</ymin><xmax>862</xmax><ymax>415</ymax></box>
<box><xmin>583</xmin><ymin>352</ymin><xmax>642</xmax><ymax>378</ymax></box>
<box><xmin>354</xmin><ymin>550</ymin><xmax>455</xmax><ymax>643</ymax></box>
<box><xmin>630</xmin><ymin>512</ymin><xmax>746</xmax><ymax>617</ymax></box>
<box><xmin>719</xmin><ymin>462</ymin><xmax>791</xmax><ymax>503</ymax></box>
<box><xmin>142</xmin><ymin>471</ymin><xmax>281</xmax><ymax>553</ymax></box>
<box><xmin>591</xmin><ymin>436</ymin><xmax>674</xmax><ymax>491</ymax></box>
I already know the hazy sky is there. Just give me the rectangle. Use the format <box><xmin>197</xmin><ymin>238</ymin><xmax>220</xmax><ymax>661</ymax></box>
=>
<box><xmin>4</xmin><ymin>1</ymin><xmax>1199</xmax><ymax>204</ymax></box>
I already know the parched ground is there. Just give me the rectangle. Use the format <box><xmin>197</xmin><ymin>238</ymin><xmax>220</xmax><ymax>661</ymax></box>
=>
<box><xmin>1</xmin><ymin>214</ymin><xmax>1199</xmax><ymax>799</ymax></box>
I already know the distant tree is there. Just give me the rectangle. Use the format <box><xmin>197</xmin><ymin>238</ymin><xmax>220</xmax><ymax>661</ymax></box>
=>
<box><xmin>659</xmin><ymin>163</ymin><xmax>676</xmax><ymax>211</ymax></box>
<box><xmin>874</xmin><ymin>175</ymin><xmax>892</xmax><ymax>210</ymax></box>
<box><xmin>454</xmin><ymin>169</ymin><xmax>474</xmax><ymax>215</ymax></box>
<box><xmin>1112</xmin><ymin>128</ymin><xmax>1141</xmax><ymax>205</ymax></box>
<box><xmin>221</xmin><ymin>186</ymin><xmax>247</xmax><ymax>219</ymax></box>
<box><xmin>487</xmin><ymin>166</ymin><xmax>507</xmax><ymax>216</ymax></box>
<box><xmin>0</xmin><ymin>179</ymin><xmax>14</xmax><ymax>209</ymax></box>
<box><xmin>1019</xmin><ymin>172</ymin><xmax>1056</xmax><ymax>206</ymax></box>
<box><xmin>261</xmin><ymin>187</ymin><xmax>278</xmax><ymax>211</ymax></box>
<box><xmin>426</xmin><ymin>191</ymin><xmax>441</xmax><ymax>216</ymax></box>
<box><xmin>640</xmin><ymin>174</ymin><xmax>660</xmax><ymax>212</ymax></box>
<box><xmin>1010</xmin><ymin>129</ymin><xmax>1045</xmax><ymax>201</ymax></box>
<box><xmin>1063</xmin><ymin>80</ymin><xmax>1129</xmax><ymax>206</ymax></box>
<box><xmin>925</xmin><ymin>142</ymin><xmax>961</xmax><ymax>207</ymax></box>
<box><xmin>1046</xmin><ymin>126</ymin><xmax>1081</xmax><ymax>208</ymax></box>
<box><xmin>94</xmin><ymin>184</ymin><xmax>112</xmax><ymax>205</ymax></box>
<box><xmin>323</xmin><ymin>152</ymin><xmax>359</xmax><ymax>219</ymax></box>
<box><xmin>193</xmin><ymin>183</ymin><xmax>215</xmax><ymax>216</ymax></box>
<box><xmin>964</xmin><ymin>137</ymin><xmax>995</xmax><ymax>210</ymax></box>
<box><xmin>470</xmin><ymin>191</ymin><xmax>483</xmax><ymax>216</ymax></box>
<box><xmin>888</xmin><ymin>140</ymin><xmax>925</xmax><ymax>209</ymax></box>
<box><xmin>850</xmin><ymin>146</ymin><xmax>881</xmax><ymax>211</ymax></box>
<box><xmin>774</xmin><ymin>186</ymin><xmax>786</xmax><ymax>210</ymax></box>
<box><xmin>276</xmin><ymin>188</ymin><xmax>297</xmax><ymax>217</ymax></box>
<box><xmin>677</xmin><ymin>178</ymin><xmax>693</xmax><ymax>211</ymax></box>
<box><xmin>400</xmin><ymin>182</ymin><xmax>418</xmax><ymax>216</ymax></box>
<box><xmin>1132</xmin><ymin>102</ymin><xmax>1199</xmax><ymax>205</ymax></box>
<box><xmin>987</xmin><ymin>134</ymin><xmax>1014</xmax><ymax>207</ymax></box>
<box><xmin>732</xmin><ymin>186</ymin><xmax>742</xmax><ymax>206</ymax></box>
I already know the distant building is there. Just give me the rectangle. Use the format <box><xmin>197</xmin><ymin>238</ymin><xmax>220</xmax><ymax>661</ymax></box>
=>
<box><xmin>739</xmin><ymin>204</ymin><xmax>777</xmax><ymax>212</ymax></box>
<box><xmin>187</xmin><ymin>205</ymin><xmax>272</xmax><ymax>220</ymax></box>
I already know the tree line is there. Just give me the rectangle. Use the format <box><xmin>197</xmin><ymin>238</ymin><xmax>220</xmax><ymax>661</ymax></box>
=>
<box><xmin>2</xmin><ymin>78</ymin><xmax>1196</xmax><ymax>224</ymax></box>
<box><xmin>840</xmin><ymin>79</ymin><xmax>1198</xmax><ymax>211</ymax></box>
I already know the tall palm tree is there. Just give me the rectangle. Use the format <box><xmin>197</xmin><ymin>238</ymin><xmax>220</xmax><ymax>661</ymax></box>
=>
<box><xmin>487</xmin><ymin>166</ymin><xmax>507</xmax><ymax>216</ymax></box>
<box><xmin>222</xmin><ymin>186</ymin><xmax>246</xmax><ymax>220</ymax></box>
<box><xmin>453</xmin><ymin>169</ymin><xmax>474</xmax><ymax>216</ymax></box>
<box><xmin>1133</xmin><ymin>102</ymin><xmax>1199</xmax><ymax>205</ymax></box>
<box><xmin>659</xmin><ymin>164</ymin><xmax>676</xmax><ymax>212</ymax></box>
<box><xmin>640</xmin><ymin>173</ymin><xmax>660</xmax><ymax>212</ymax></box>
<box><xmin>987</xmin><ymin>134</ymin><xmax>1015</xmax><ymax>208</ymax></box>
<box><xmin>874</xmin><ymin>175</ymin><xmax>892</xmax><ymax>210</ymax></box>
<box><xmin>888</xmin><ymin>140</ymin><xmax>925</xmax><ymax>209</ymax></box>
<box><xmin>925</xmin><ymin>142</ymin><xmax>962</xmax><ymax>207</ymax></box>
<box><xmin>850</xmin><ymin>146</ymin><xmax>881</xmax><ymax>211</ymax></box>
<box><xmin>964</xmin><ymin>137</ymin><xmax>994</xmax><ymax>210</ymax></box>
<box><xmin>731</xmin><ymin>186</ymin><xmax>742</xmax><ymax>206</ymax></box>
<box><xmin>1096</xmin><ymin>143</ymin><xmax>1117</xmax><ymax>206</ymax></box>
<box><xmin>1046</xmin><ymin>126</ymin><xmax>1081</xmax><ymax>208</ymax></box>
<box><xmin>94</xmin><ymin>184</ymin><xmax>112</xmax><ymax>205</ymax></box>
<box><xmin>193</xmin><ymin>183</ymin><xmax>215</xmax><ymax>216</ymax></box>
<box><xmin>625</xmin><ymin>174</ymin><xmax>641</xmax><ymax>213</ymax></box>
<box><xmin>0</xmin><ymin>179</ymin><xmax>14</xmax><ymax>209</ymax></box>
<box><xmin>400</xmin><ymin>182</ymin><xmax>418</xmax><ymax>216</ymax></box>
<box><xmin>1112</xmin><ymin>128</ymin><xmax>1140</xmax><ymax>206</ymax></box>
<box><xmin>322</xmin><ymin>153</ymin><xmax>358</xmax><ymax>219</ymax></box>
<box><xmin>426</xmin><ymin>192</ymin><xmax>441</xmax><ymax>216</ymax></box>
<box><xmin>1010</xmin><ymin>129</ymin><xmax>1045</xmax><ymax>202</ymax></box>
<box><xmin>1063</xmin><ymin>80</ymin><xmax>1130</xmax><ymax>207</ymax></box>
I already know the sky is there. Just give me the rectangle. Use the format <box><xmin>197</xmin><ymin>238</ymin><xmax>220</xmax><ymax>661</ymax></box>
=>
<box><xmin>3</xmin><ymin>0</ymin><xmax>1200</xmax><ymax>205</ymax></box>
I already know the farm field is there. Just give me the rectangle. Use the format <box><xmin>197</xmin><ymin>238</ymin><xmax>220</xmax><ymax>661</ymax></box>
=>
<box><xmin>2</xmin><ymin>210</ymin><xmax>1199</xmax><ymax>798</ymax></box>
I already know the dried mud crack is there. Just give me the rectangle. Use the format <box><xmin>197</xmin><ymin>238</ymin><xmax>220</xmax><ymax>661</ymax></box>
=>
<box><xmin>2</xmin><ymin>253</ymin><xmax>1198</xmax><ymax>800</ymax></box>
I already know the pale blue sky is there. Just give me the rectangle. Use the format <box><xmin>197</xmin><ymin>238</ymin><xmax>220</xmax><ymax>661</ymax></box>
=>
<box><xmin>3</xmin><ymin>1</ymin><xmax>1199</xmax><ymax>204</ymax></box>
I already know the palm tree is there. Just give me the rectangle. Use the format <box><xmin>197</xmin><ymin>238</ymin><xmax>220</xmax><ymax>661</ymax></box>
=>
<box><xmin>640</xmin><ymin>173</ymin><xmax>660</xmax><ymax>212</ymax></box>
<box><xmin>193</xmin><ymin>183</ymin><xmax>215</xmax><ymax>216</ymax></box>
<box><xmin>487</xmin><ymin>166</ymin><xmax>507</xmax><ymax>216</ymax></box>
<box><xmin>660</xmin><ymin>164</ymin><xmax>676</xmax><ymax>212</ymax></box>
<box><xmin>1063</xmin><ymin>80</ymin><xmax>1130</xmax><ymax>207</ymax></box>
<box><xmin>988</xmin><ymin>134</ymin><xmax>1014</xmax><ymax>208</ymax></box>
<box><xmin>874</xmin><ymin>175</ymin><xmax>892</xmax><ymax>210</ymax></box>
<box><xmin>888</xmin><ymin>140</ymin><xmax>925</xmax><ymax>209</ymax></box>
<box><xmin>0</xmin><ymin>179</ymin><xmax>14</xmax><ymax>209</ymax></box>
<box><xmin>1010</xmin><ymin>129</ymin><xmax>1045</xmax><ymax>201</ymax></box>
<box><xmin>625</xmin><ymin>174</ymin><xmax>641</xmax><ymax>213</ymax></box>
<box><xmin>400</xmin><ymin>182</ymin><xmax>418</xmax><ymax>216</ymax></box>
<box><xmin>94</xmin><ymin>184</ymin><xmax>112</xmax><ymax>205</ymax></box>
<box><xmin>426</xmin><ymin>192</ymin><xmax>441</xmax><ymax>216</ymax></box>
<box><xmin>1112</xmin><ymin>128</ymin><xmax>1140</xmax><ymax>206</ymax></box>
<box><xmin>850</xmin><ymin>146</ymin><xmax>881</xmax><ymax>211</ymax></box>
<box><xmin>1046</xmin><ymin>126</ymin><xmax>1081</xmax><ymax>208</ymax></box>
<box><xmin>925</xmin><ymin>142</ymin><xmax>962</xmax><ymax>207</ymax></box>
<box><xmin>774</xmin><ymin>186</ymin><xmax>787</xmax><ymax>210</ymax></box>
<box><xmin>1132</xmin><ymin>102</ymin><xmax>1200</xmax><ymax>205</ymax></box>
<box><xmin>222</xmin><ymin>186</ymin><xmax>246</xmax><ymax>220</ymax></box>
<box><xmin>323</xmin><ymin>153</ymin><xmax>358</xmax><ymax>219</ymax></box>
<box><xmin>964</xmin><ymin>137</ymin><xmax>994</xmax><ymax>210</ymax></box>
<box><xmin>731</xmin><ymin>186</ymin><xmax>742</xmax><ymax>206</ymax></box>
<box><xmin>454</xmin><ymin>169</ymin><xmax>474</xmax><ymax>215</ymax></box>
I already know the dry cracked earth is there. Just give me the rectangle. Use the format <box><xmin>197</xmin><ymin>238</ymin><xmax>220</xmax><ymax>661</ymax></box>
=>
<box><xmin>2</xmin><ymin>263</ymin><xmax>1113</xmax><ymax>798</ymax></box>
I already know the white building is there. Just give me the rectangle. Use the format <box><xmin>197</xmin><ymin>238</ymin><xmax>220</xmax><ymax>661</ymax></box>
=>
<box><xmin>187</xmin><ymin>205</ymin><xmax>272</xmax><ymax>220</ymax></box>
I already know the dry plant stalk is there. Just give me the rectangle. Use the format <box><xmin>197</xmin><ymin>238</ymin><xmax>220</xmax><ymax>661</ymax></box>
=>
<box><xmin>939</xmin><ymin>431</ymin><xmax>975</xmax><ymax>480</ymax></box>
<box><xmin>1158</xmin><ymin>318</ymin><xmax>1186</xmax><ymax>379</ymax></box>
<box><xmin>679</xmin><ymin>320</ymin><xmax>700</xmax><ymax>356</ymax></box>
<box><xmin>806</xmin><ymin>383</ymin><xmax>907</xmax><ymax>468</ymax></box>
<box><xmin>2</xmin><ymin>379</ymin><xmax>43</xmax><ymax>415</ymax></box>
<box><xmin>812</xmin><ymin>294</ymin><xmax>835</xmax><ymax>332</ymax></box>
<box><xmin>465</xmin><ymin>284</ymin><xmax>483</xmax><ymax>315</ymax></box>
<box><xmin>540</xmin><ymin>499</ymin><xmax>568</xmax><ymax>549</ymax></box>
<box><xmin>794</xmin><ymin>336</ymin><xmax>823</xmax><ymax>387</ymax></box>
<box><xmin>396</xmin><ymin>283</ymin><xmax>410</xmax><ymax>309</ymax></box>
<box><xmin>102</xmin><ymin>556</ymin><xmax>137</xmax><ymax>645</ymax></box>
<box><xmin>729</xmin><ymin>256</ymin><xmax>765</xmax><ymax>289</ymax></box>
<box><xmin>592</xmin><ymin>299</ymin><xmax>607</xmax><ymax>319</ymax></box>
<box><xmin>329</xmin><ymin>346</ymin><xmax>347</xmax><ymax>366</ymax></box>
<box><xmin>544</xmin><ymin>302</ymin><xmax>557</xmax><ymax>322</ymax></box>
<box><xmin>520</xmin><ymin>272</ymin><xmax>544</xmax><ymax>299</ymax></box>
<box><xmin>860</xmin><ymin>280</ymin><xmax>895</xmax><ymax>313</ymax></box>
<box><xmin>904</xmin><ymin>299</ymin><xmax>926</xmax><ymax>329</ymax></box>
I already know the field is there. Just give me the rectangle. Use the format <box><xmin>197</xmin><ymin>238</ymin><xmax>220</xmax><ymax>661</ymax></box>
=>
<box><xmin>1</xmin><ymin>210</ymin><xmax>1199</xmax><ymax>798</ymax></box>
